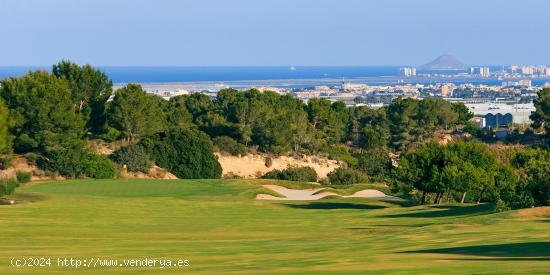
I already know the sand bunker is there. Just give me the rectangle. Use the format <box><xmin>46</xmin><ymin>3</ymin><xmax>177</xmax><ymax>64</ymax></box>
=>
<box><xmin>256</xmin><ymin>185</ymin><xmax>397</xmax><ymax>201</ymax></box>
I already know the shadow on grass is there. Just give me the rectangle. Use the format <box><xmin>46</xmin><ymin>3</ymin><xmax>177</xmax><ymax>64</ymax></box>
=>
<box><xmin>379</xmin><ymin>199</ymin><xmax>415</xmax><ymax>207</ymax></box>
<box><xmin>383</xmin><ymin>204</ymin><xmax>495</xmax><ymax>218</ymax></box>
<box><xmin>285</xmin><ymin>202</ymin><xmax>387</xmax><ymax>210</ymax></box>
<box><xmin>402</xmin><ymin>242</ymin><xmax>550</xmax><ymax>261</ymax></box>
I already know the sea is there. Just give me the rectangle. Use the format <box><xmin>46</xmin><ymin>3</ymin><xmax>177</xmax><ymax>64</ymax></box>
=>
<box><xmin>0</xmin><ymin>66</ymin><xmax>548</xmax><ymax>89</ymax></box>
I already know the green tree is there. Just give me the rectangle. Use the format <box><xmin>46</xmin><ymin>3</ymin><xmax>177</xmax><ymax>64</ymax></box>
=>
<box><xmin>0</xmin><ymin>71</ymin><xmax>85</xmax><ymax>153</ymax></box>
<box><xmin>52</xmin><ymin>61</ymin><xmax>113</xmax><ymax>134</ymax></box>
<box><xmin>213</xmin><ymin>136</ymin><xmax>247</xmax><ymax>156</ymax></box>
<box><xmin>110</xmin><ymin>145</ymin><xmax>151</xmax><ymax>173</ymax></box>
<box><xmin>306</xmin><ymin>98</ymin><xmax>344</xmax><ymax>144</ymax></box>
<box><xmin>0</xmin><ymin>99</ymin><xmax>10</xmax><ymax>154</ymax></box>
<box><xmin>395</xmin><ymin>142</ymin><xmax>446</xmax><ymax>204</ymax></box>
<box><xmin>357</xmin><ymin>147</ymin><xmax>390</xmax><ymax>179</ymax></box>
<box><xmin>139</xmin><ymin>128</ymin><xmax>222</xmax><ymax>179</ymax></box>
<box><xmin>346</xmin><ymin>105</ymin><xmax>389</xmax><ymax>150</ymax></box>
<box><xmin>107</xmin><ymin>84</ymin><xmax>167</xmax><ymax>141</ymax></box>
<box><xmin>451</xmin><ymin>102</ymin><xmax>473</xmax><ymax>124</ymax></box>
<box><xmin>165</xmin><ymin>95</ymin><xmax>193</xmax><ymax>128</ymax></box>
<box><xmin>386</xmin><ymin>98</ymin><xmax>420</xmax><ymax>149</ymax></box>
<box><xmin>531</xmin><ymin>88</ymin><xmax>550</xmax><ymax>135</ymax></box>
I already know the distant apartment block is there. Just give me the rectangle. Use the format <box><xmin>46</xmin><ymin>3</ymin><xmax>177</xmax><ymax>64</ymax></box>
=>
<box><xmin>470</xmin><ymin>67</ymin><xmax>490</xmax><ymax>77</ymax></box>
<box><xmin>401</xmin><ymin>67</ymin><xmax>416</xmax><ymax>77</ymax></box>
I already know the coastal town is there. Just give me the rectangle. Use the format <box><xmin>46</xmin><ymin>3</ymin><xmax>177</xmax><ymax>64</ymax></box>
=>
<box><xmin>134</xmin><ymin>60</ymin><xmax>549</xmax><ymax>134</ymax></box>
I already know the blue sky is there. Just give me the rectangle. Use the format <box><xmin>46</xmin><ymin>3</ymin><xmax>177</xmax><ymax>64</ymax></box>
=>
<box><xmin>0</xmin><ymin>0</ymin><xmax>548</xmax><ymax>66</ymax></box>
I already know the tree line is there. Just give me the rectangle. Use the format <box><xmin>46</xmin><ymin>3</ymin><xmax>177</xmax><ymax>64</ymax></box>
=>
<box><xmin>0</xmin><ymin>61</ymin><xmax>472</xmax><ymax>167</ymax></box>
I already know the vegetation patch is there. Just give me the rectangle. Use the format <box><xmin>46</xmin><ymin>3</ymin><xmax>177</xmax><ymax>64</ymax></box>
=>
<box><xmin>262</xmin><ymin>166</ymin><xmax>318</xmax><ymax>182</ymax></box>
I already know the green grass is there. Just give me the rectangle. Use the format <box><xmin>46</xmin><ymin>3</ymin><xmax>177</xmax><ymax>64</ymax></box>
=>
<box><xmin>1</xmin><ymin>179</ymin><xmax>550</xmax><ymax>274</ymax></box>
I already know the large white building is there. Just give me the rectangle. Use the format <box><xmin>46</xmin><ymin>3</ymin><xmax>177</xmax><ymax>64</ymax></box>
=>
<box><xmin>401</xmin><ymin>67</ymin><xmax>417</xmax><ymax>77</ymax></box>
<box><xmin>470</xmin><ymin>67</ymin><xmax>490</xmax><ymax>77</ymax></box>
<box><xmin>466</xmin><ymin>102</ymin><xmax>535</xmax><ymax>127</ymax></box>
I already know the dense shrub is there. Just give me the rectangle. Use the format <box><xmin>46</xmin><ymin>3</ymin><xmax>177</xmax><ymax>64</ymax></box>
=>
<box><xmin>327</xmin><ymin>168</ymin><xmax>367</xmax><ymax>185</ymax></box>
<box><xmin>357</xmin><ymin>147</ymin><xmax>390</xmax><ymax>179</ymax></box>
<box><xmin>15</xmin><ymin>171</ymin><xmax>32</xmax><ymax>183</ymax></box>
<box><xmin>82</xmin><ymin>153</ymin><xmax>117</xmax><ymax>179</ymax></box>
<box><xmin>110</xmin><ymin>145</ymin><xmax>151</xmax><ymax>173</ymax></box>
<box><xmin>213</xmin><ymin>136</ymin><xmax>247</xmax><ymax>156</ymax></box>
<box><xmin>0</xmin><ymin>155</ymin><xmax>12</xmax><ymax>170</ymax></box>
<box><xmin>262</xmin><ymin>166</ymin><xmax>318</xmax><ymax>182</ymax></box>
<box><xmin>0</xmin><ymin>180</ymin><xmax>18</xmax><ymax>196</ymax></box>
<box><xmin>327</xmin><ymin>145</ymin><xmax>358</xmax><ymax>167</ymax></box>
<box><xmin>139</xmin><ymin>128</ymin><xmax>222</xmax><ymax>179</ymax></box>
<box><xmin>38</xmin><ymin>146</ymin><xmax>116</xmax><ymax>179</ymax></box>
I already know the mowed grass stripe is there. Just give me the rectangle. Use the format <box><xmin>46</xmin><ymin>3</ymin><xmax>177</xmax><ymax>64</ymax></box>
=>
<box><xmin>1</xmin><ymin>179</ymin><xmax>549</xmax><ymax>274</ymax></box>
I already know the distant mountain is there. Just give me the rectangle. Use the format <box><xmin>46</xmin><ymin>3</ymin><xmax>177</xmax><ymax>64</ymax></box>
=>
<box><xmin>419</xmin><ymin>54</ymin><xmax>468</xmax><ymax>70</ymax></box>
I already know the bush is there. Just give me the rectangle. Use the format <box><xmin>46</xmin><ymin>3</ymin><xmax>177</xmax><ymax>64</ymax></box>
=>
<box><xmin>328</xmin><ymin>145</ymin><xmax>358</xmax><ymax>167</ymax></box>
<box><xmin>139</xmin><ymin>128</ymin><xmax>222</xmax><ymax>179</ymax></box>
<box><xmin>82</xmin><ymin>154</ymin><xmax>117</xmax><ymax>179</ymax></box>
<box><xmin>0</xmin><ymin>180</ymin><xmax>18</xmax><ymax>196</ymax></box>
<box><xmin>262</xmin><ymin>166</ymin><xmax>318</xmax><ymax>182</ymax></box>
<box><xmin>97</xmin><ymin>126</ymin><xmax>122</xmax><ymax>141</ymax></box>
<box><xmin>24</xmin><ymin>152</ymin><xmax>40</xmax><ymax>165</ymax></box>
<box><xmin>327</xmin><ymin>168</ymin><xmax>367</xmax><ymax>185</ymax></box>
<box><xmin>0</xmin><ymin>155</ymin><xmax>12</xmax><ymax>170</ymax></box>
<box><xmin>213</xmin><ymin>136</ymin><xmax>247</xmax><ymax>156</ymax></box>
<box><xmin>38</xmin><ymin>146</ymin><xmax>116</xmax><ymax>179</ymax></box>
<box><xmin>15</xmin><ymin>171</ymin><xmax>32</xmax><ymax>183</ymax></box>
<box><xmin>357</xmin><ymin>147</ymin><xmax>390</xmax><ymax>179</ymax></box>
<box><xmin>110</xmin><ymin>145</ymin><xmax>151</xmax><ymax>173</ymax></box>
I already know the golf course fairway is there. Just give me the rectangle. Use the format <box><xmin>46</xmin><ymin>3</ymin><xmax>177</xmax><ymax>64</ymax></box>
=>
<box><xmin>1</xmin><ymin>179</ymin><xmax>549</xmax><ymax>274</ymax></box>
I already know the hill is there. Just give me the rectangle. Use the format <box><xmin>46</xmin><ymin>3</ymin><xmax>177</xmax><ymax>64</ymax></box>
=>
<box><xmin>419</xmin><ymin>54</ymin><xmax>468</xmax><ymax>70</ymax></box>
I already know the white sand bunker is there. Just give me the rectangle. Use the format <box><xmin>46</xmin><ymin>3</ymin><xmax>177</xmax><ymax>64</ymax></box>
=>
<box><xmin>256</xmin><ymin>185</ymin><xmax>397</xmax><ymax>201</ymax></box>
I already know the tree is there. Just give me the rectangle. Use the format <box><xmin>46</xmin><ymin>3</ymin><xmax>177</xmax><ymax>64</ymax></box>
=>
<box><xmin>213</xmin><ymin>136</ymin><xmax>247</xmax><ymax>156</ymax></box>
<box><xmin>452</xmin><ymin>102</ymin><xmax>473</xmax><ymax>124</ymax></box>
<box><xmin>0</xmin><ymin>71</ymin><xmax>85</xmax><ymax>153</ymax></box>
<box><xmin>345</xmin><ymin>105</ymin><xmax>389</xmax><ymax>150</ymax></box>
<box><xmin>395</xmin><ymin>142</ymin><xmax>445</xmax><ymax>204</ymax></box>
<box><xmin>107</xmin><ymin>84</ymin><xmax>167</xmax><ymax>141</ymax></box>
<box><xmin>0</xmin><ymin>99</ymin><xmax>10</xmax><ymax>154</ymax></box>
<box><xmin>386</xmin><ymin>98</ymin><xmax>420</xmax><ymax>149</ymax></box>
<box><xmin>306</xmin><ymin>98</ymin><xmax>344</xmax><ymax>144</ymax></box>
<box><xmin>110</xmin><ymin>145</ymin><xmax>151</xmax><ymax>173</ymax></box>
<box><xmin>445</xmin><ymin>141</ymin><xmax>499</xmax><ymax>204</ymax></box>
<box><xmin>139</xmin><ymin>128</ymin><xmax>222</xmax><ymax>179</ymax></box>
<box><xmin>531</xmin><ymin>88</ymin><xmax>550</xmax><ymax>135</ymax></box>
<box><xmin>165</xmin><ymin>95</ymin><xmax>193</xmax><ymax>128</ymax></box>
<box><xmin>384</xmin><ymin>98</ymin><xmax>465</xmax><ymax>150</ymax></box>
<box><xmin>185</xmin><ymin>92</ymin><xmax>214</xmax><ymax>120</ymax></box>
<box><xmin>357</xmin><ymin>147</ymin><xmax>390</xmax><ymax>179</ymax></box>
<box><xmin>52</xmin><ymin>61</ymin><xmax>113</xmax><ymax>134</ymax></box>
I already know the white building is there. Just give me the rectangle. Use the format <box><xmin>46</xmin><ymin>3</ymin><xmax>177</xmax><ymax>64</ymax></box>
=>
<box><xmin>470</xmin><ymin>67</ymin><xmax>490</xmax><ymax>77</ymax></box>
<box><xmin>401</xmin><ymin>67</ymin><xmax>417</xmax><ymax>77</ymax></box>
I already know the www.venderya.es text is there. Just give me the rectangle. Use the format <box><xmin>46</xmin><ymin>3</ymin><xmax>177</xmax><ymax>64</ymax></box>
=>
<box><xmin>10</xmin><ymin>257</ymin><xmax>190</xmax><ymax>269</ymax></box>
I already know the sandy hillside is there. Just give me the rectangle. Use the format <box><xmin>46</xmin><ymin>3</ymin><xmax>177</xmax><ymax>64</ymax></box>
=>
<box><xmin>217</xmin><ymin>153</ymin><xmax>340</xmax><ymax>179</ymax></box>
<box><xmin>0</xmin><ymin>156</ymin><xmax>64</xmax><ymax>181</ymax></box>
<box><xmin>0</xmin><ymin>154</ymin><xmax>178</xmax><ymax>181</ymax></box>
